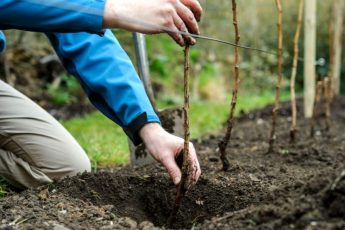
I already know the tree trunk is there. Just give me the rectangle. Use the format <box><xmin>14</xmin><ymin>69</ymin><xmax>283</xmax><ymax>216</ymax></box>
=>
<box><xmin>303</xmin><ymin>0</ymin><xmax>317</xmax><ymax>118</ymax></box>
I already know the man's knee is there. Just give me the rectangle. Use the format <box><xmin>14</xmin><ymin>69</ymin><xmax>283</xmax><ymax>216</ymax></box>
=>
<box><xmin>44</xmin><ymin>146</ymin><xmax>92</xmax><ymax>180</ymax></box>
<box><xmin>0</xmin><ymin>80</ymin><xmax>92</xmax><ymax>187</ymax></box>
<box><xmin>0</xmin><ymin>147</ymin><xmax>91</xmax><ymax>189</ymax></box>
<box><xmin>66</xmin><ymin>154</ymin><xmax>92</xmax><ymax>176</ymax></box>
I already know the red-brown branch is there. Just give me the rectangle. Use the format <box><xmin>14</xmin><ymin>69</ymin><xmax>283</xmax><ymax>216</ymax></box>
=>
<box><xmin>323</xmin><ymin>77</ymin><xmax>331</xmax><ymax>131</ymax></box>
<box><xmin>290</xmin><ymin>0</ymin><xmax>304</xmax><ymax>143</ymax></box>
<box><xmin>218</xmin><ymin>0</ymin><xmax>240</xmax><ymax>171</ymax></box>
<box><xmin>268</xmin><ymin>0</ymin><xmax>283</xmax><ymax>153</ymax></box>
<box><xmin>168</xmin><ymin>45</ymin><xmax>190</xmax><ymax>225</ymax></box>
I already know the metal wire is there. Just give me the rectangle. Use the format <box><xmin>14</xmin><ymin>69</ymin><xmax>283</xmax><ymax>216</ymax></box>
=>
<box><xmin>17</xmin><ymin>0</ymin><xmax>277</xmax><ymax>55</ymax></box>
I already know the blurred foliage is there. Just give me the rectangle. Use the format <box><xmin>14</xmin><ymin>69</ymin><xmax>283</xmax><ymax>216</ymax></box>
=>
<box><xmin>3</xmin><ymin>1</ymin><xmax>344</xmax><ymax>101</ymax></box>
<box><xmin>46</xmin><ymin>74</ymin><xmax>81</xmax><ymax>105</ymax></box>
<box><xmin>115</xmin><ymin>0</ymin><xmax>344</xmax><ymax>97</ymax></box>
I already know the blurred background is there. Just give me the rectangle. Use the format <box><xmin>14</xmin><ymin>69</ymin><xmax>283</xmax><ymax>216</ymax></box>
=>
<box><xmin>0</xmin><ymin>0</ymin><xmax>343</xmax><ymax>168</ymax></box>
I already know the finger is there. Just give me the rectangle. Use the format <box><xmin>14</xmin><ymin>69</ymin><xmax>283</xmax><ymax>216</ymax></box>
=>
<box><xmin>185</xmin><ymin>143</ymin><xmax>201</xmax><ymax>188</ymax></box>
<box><xmin>161</xmin><ymin>154</ymin><xmax>182</xmax><ymax>185</ymax></box>
<box><xmin>167</xmin><ymin>23</ymin><xmax>185</xmax><ymax>46</ymax></box>
<box><xmin>175</xmin><ymin>2</ymin><xmax>200</xmax><ymax>35</ymax></box>
<box><xmin>172</xmin><ymin>11</ymin><xmax>196</xmax><ymax>45</ymax></box>
<box><xmin>180</xmin><ymin>0</ymin><xmax>203</xmax><ymax>22</ymax></box>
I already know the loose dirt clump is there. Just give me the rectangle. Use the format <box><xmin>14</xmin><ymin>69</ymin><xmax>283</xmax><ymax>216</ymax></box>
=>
<box><xmin>1</xmin><ymin>97</ymin><xmax>345</xmax><ymax>229</ymax></box>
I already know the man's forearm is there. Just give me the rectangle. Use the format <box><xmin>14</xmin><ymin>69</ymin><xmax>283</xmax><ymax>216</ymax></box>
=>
<box><xmin>0</xmin><ymin>0</ymin><xmax>202</xmax><ymax>45</ymax></box>
<box><xmin>46</xmin><ymin>30</ymin><xmax>160</xmax><ymax>145</ymax></box>
<box><xmin>0</xmin><ymin>0</ymin><xmax>105</xmax><ymax>33</ymax></box>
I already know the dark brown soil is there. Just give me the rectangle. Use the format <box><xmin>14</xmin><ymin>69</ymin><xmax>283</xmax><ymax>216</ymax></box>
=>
<box><xmin>1</xmin><ymin>97</ymin><xmax>345</xmax><ymax>230</ymax></box>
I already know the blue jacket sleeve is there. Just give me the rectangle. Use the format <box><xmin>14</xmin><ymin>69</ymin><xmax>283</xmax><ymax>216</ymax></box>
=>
<box><xmin>45</xmin><ymin>30</ymin><xmax>160</xmax><ymax>145</ymax></box>
<box><xmin>0</xmin><ymin>31</ymin><xmax>6</xmax><ymax>53</ymax></box>
<box><xmin>0</xmin><ymin>0</ymin><xmax>105</xmax><ymax>34</ymax></box>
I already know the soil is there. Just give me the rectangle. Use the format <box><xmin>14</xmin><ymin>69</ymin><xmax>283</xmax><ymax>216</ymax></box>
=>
<box><xmin>1</xmin><ymin>97</ymin><xmax>345</xmax><ymax>230</ymax></box>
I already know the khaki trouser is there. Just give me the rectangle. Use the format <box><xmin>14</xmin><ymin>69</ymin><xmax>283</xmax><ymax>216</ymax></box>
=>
<box><xmin>0</xmin><ymin>80</ymin><xmax>91</xmax><ymax>189</ymax></box>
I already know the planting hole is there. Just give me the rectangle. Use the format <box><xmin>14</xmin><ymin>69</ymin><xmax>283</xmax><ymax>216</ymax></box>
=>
<box><xmin>55</xmin><ymin>171</ymin><xmax>263</xmax><ymax>228</ymax></box>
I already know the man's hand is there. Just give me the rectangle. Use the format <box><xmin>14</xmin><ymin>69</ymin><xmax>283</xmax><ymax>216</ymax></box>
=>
<box><xmin>103</xmin><ymin>0</ymin><xmax>203</xmax><ymax>46</ymax></box>
<box><xmin>139</xmin><ymin>123</ymin><xmax>201</xmax><ymax>187</ymax></box>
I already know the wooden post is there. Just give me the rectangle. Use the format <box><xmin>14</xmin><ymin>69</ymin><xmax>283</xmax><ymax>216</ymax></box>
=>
<box><xmin>331</xmin><ymin>0</ymin><xmax>344</xmax><ymax>95</ymax></box>
<box><xmin>304</xmin><ymin>0</ymin><xmax>317</xmax><ymax>118</ymax></box>
<box><xmin>310</xmin><ymin>81</ymin><xmax>323</xmax><ymax>137</ymax></box>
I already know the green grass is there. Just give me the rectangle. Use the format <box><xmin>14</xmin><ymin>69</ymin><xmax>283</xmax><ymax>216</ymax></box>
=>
<box><xmin>62</xmin><ymin>113</ymin><xmax>129</xmax><ymax>169</ymax></box>
<box><xmin>187</xmin><ymin>90</ymin><xmax>290</xmax><ymax>137</ymax></box>
<box><xmin>0</xmin><ymin>178</ymin><xmax>8</xmax><ymax>198</ymax></box>
<box><xmin>62</xmin><ymin>90</ymin><xmax>290</xmax><ymax>168</ymax></box>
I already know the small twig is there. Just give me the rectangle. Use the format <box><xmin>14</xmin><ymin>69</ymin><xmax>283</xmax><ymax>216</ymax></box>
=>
<box><xmin>214</xmin><ymin>208</ymin><xmax>250</xmax><ymax>222</ymax></box>
<box><xmin>290</xmin><ymin>0</ymin><xmax>304</xmax><ymax>143</ymax></box>
<box><xmin>9</xmin><ymin>217</ymin><xmax>22</xmax><ymax>226</ymax></box>
<box><xmin>168</xmin><ymin>44</ymin><xmax>191</xmax><ymax>225</ymax></box>
<box><xmin>218</xmin><ymin>0</ymin><xmax>241</xmax><ymax>171</ymax></box>
<box><xmin>310</xmin><ymin>81</ymin><xmax>323</xmax><ymax>137</ymax></box>
<box><xmin>268</xmin><ymin>0</ymin><xmax>283</xmax><ymax>153</ymax></box>
<box><xmin>16</xmin><ymin>217</ymin><xmax>34</xmax><ymax>226</ymax></box>
<box><xmin>330</xmin><ymin>170</ymin><xmax>345</xmax><ymax>191</ymax></box>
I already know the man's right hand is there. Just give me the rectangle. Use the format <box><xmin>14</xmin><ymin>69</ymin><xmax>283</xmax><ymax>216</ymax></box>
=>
<box><xmin>103</xmin><ymin>0</ymin><xmax>203</xmax><ymax>46</ymax></box>
<box><xmin>139</xmin><ymin>123</ymin><xmax>201</xmax><ymax>189</ymax></box>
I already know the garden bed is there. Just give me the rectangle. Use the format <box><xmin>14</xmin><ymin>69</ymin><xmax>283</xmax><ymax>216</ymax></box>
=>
<box><xmin>1</xmin><ymin>98</ymin><xmax>345</xmax><ymax>229</ymax></box>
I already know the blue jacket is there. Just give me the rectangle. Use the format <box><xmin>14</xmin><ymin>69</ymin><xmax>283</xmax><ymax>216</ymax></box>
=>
<box><xmin>0</xmin><ymin>0</ymin><xmax>160</xmax><ymax>145</ymax></box>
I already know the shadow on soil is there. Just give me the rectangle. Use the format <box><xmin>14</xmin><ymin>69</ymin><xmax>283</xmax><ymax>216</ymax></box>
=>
<box><xmin>55</xmin><ymin>171</ymin><xmax>267</xmax><ymax>229</ymax></box>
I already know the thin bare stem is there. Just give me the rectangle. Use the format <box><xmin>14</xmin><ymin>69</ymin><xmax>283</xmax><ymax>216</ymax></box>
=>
<box><xmin>310</xmin><ymin>81</ymin><xmax>323</xmax><ymax>137</ymax></box>
<box><xmin>268</xmin><ymin>0</ymin><xmax>283</xmax><ymax>153</ymax></box>
<box><xmin>218</xmin><ymin>0</ymin><xmax>240</xmax><ymax>171</ymax></box>
<box><xmin>329</xmin><ymin>10</ymin><xmax>335</xmax><ymax>100</ymax></box>
<box><xmin>323</xmin><ymin>77</ymin><xmax>331</xmax><ymax>131</ymax></box>
<box><xmin>168</xmin><ymin>45</ymin><xmax>190</xmax><ymax>225</ymax></box>
<box><xmin>181</xmin><ymin>44</ymin><xmax>191</xmax><ymax>190</ymax></box>
<box><xmin>290</xmin><ymin>0</ymin><xmax>304</xmax><ymax>143</ymax></box>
